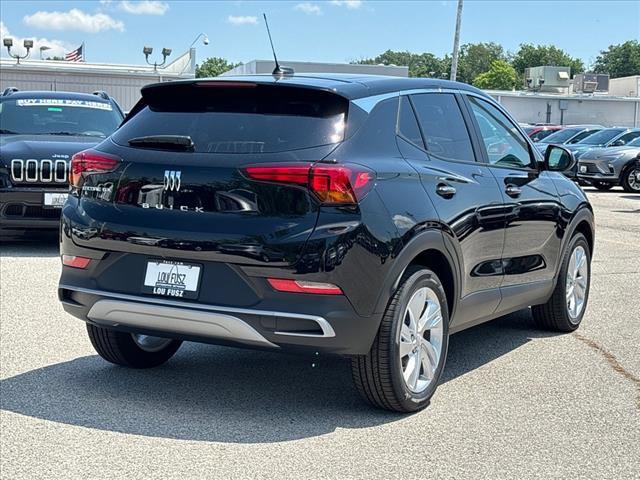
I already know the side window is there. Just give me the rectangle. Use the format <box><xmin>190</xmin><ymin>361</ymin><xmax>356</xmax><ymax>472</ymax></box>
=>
<box><xmin>397</xmin><ymin>96</ymin><xmax>425</xmax><ymax>149</ymax></box>
<box><xmin>569</xmin><ymin>130</ymin><xmax>597</xmax><ymax>144</ymax></box>
<box><xmin>530</xmin><ymin>129</ymin><xmax>554</xmax><ymax>142</ymax></box>
<box><xmin>411</xmin><ymin>93</ymin><xmax>475</xmax><ymax>162</ymax></box>
<box><xmin>468</xmin><ymin>96</ymin><xmax>534</xmax><ymax>169</ymax></box>
<box><xmin>615</xmin><ymin>131</ymin><xmax>640</xmax><ymax>145</ymax></box>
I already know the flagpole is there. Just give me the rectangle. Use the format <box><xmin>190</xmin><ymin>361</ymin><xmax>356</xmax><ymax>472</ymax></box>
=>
<box><xmin>83</xmin><ymin>42</ymin><xmax>85</xmax><ymax>62</ymax></box>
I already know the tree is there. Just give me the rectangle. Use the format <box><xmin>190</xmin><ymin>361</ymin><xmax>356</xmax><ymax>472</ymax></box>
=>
<box><xmin>196</xmin><ymin>57</ymin><xmax>239</xmax><ymax>78</ymax></box>
<box><xmin>456</xmin><ymin>42</ymin><xmax>506</xmax><ymax>84</ymax></box>
<box><xmin>593</xmin><ymin>41</ymin><xmax>640</xmax><ymax>78</ymax></box>
<box><xmin>472</xmin><ymin>60</ymin><xmax>518</xmax><ymax>90</ymax></box>
<box><xmin>352</xmin><ymin>50</ymin><xmax>447</xmax><ymax>78</ymax></box>
<box><xmin>511</xmin><ymin>44</ymin><xmax>584</xmax><ymax>76</ymax></box>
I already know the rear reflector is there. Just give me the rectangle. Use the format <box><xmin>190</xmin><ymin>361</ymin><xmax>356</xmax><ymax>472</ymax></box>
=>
<box><xmin>243</xmin><ymin>163</ymin><xmax>374</xmax><ymax>205</ymax></box>
<box><xmin>267</xmin><ymin>278</ymin><xmax>343</xmax><ymax>295</ymax></box>
<box><xmin>62</xmin><ymin>255</ymin><xmax>91</xmax><ymax>269</ymax></box>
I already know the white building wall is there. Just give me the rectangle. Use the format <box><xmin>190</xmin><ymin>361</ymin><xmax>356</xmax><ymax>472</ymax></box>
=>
<box><xmin>488</xmin><ymin>92</ymin><xmax>639</xmax><ymax>127</ymax></box>
<box><xmin>608</xmin><ymin>76</ymin><xmax>640</xmax><ymax>97</ymax></box>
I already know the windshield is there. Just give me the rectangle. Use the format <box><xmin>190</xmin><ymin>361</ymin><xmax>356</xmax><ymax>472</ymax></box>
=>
<box><xmin>540</xmin><ymin>128</ymin><xmax>581</xmax><ymax>144</ymax></box>
<box><xmin>577</xmin><ymin>128</ymin><xmax>625</xmax><ymax>145</ymax></box>
<box><xmin>114</xmin><ymin>84</ymin><xmax>348</xmax><ymax>154</ymax></box>
<box><xmin>0</xmin><ymin>98</ymin><xmax>123</xmax><ymax>137</ymax></box>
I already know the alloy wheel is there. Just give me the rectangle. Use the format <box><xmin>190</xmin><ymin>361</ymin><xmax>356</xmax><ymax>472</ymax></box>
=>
<box><xmin>565</xmin><ymin>246</ymin><xmax>588</xmax><ymax>322</ymax></box>
<box><xmin>131</xmin><ymin>333</ymin><xmax>174</xmax><ymax>353</ymax></box>
<box><xmin>399</xmin><ymin>286</ymin><xmax>444</xmax><ymax>394</ymax></box>
<box><xmin>628</xmin><ymin>167</ymin><xmax>640</xmax><ymax>191</ymax></box>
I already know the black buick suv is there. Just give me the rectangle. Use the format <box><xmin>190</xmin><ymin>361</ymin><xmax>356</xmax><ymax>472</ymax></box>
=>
<box><xmin>0</xmin><ymin>89</ymin><xmax>124</xmax><ymax>239</ymax></box>
<box><xmin>58</xmin><ymin>75</ymin><xmax>594</xmax><ymax>412</ymax></box>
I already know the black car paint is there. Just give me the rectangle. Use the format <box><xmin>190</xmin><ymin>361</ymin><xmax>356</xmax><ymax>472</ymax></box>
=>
<box><xmin>58</xmin><ymin>76</ymin><xmax>594</xmax><ymax>355</ymax></box>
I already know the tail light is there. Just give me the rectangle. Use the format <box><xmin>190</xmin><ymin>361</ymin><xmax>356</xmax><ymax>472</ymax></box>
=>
<box><xmin>267</xmin><ymin>278</ymin><xmax>343</xmax><ymax>295</ymax></box>
<box><xmin>70</xmin><ymin>150</ymin><xmax>121</xmax><ymax>189</ymax></box>
<box><xmin>243</xmin><ymin>163</ymin><xmax>375</xmax><ymax>205</ymax></box>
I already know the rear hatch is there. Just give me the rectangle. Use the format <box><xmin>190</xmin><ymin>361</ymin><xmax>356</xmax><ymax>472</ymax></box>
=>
<box><xmin>69</xmin><ymin>81</ymin><xmax>350</xmax><ymax>267</ymax></box>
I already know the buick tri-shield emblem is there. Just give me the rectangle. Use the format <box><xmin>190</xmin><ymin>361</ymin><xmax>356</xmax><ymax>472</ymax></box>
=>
<box><xmin>164</xmin><ymin>170</ymin><xmax>181</xmax><ymax>192</ymax></box>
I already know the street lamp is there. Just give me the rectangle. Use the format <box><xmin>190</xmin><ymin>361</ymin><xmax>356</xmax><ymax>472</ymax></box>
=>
<box><xmin>143</xmin><ymin>46</ymin><xmax>172</xmax><ymax>71</ymax></box>
<box><xmin>4</xmin><ymin>38</ymin><xmax>34</xmax><ymax>64</ymax></box>
<box><xmin>39</xmin><ymin>45</ymin><xmax>51</xmax><ymax>60</ymax></box>
<box><xmin>189</xmin><ymin>33</ymin><xmax>209</xmax><ymax>48</ymax></box>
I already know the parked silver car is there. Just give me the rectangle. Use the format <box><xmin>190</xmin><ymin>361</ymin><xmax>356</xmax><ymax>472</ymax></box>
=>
<box><xmin>534</xmin><ymin>125</ymin><xmax>603</xmax><ymax>154</ymax></box>
<box><xmin>577</xmin><ymin>136</ymin><xmax>640</xmax><ymax>192</ymax></box>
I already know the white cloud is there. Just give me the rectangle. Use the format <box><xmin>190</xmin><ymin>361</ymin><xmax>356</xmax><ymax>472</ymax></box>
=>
<box><xmin>227</xmin><ymin>15</ymin><xmax>258</xmax><ymax>25</ymax></box>
<box><xmin>0</xmin><ymin>21</ymin><xmax>70</xmax><ymax>59</ymax></box>
<box><xmin>294</xmin><ymin>3</ymin><xmax>323</xmax><ymax>15</ymax></box>
<box><xmin>23</xmin><ymin>8</ymin><xmax>124</xmax><ymax>33</ymax></box>
<box><xmin>119</xmin><ymin>1</ymin><xmax>169</xmax><ymax>15</ymax></box>
<box><xmin>330</xmin><ymin>0</ymin><xmax>363</xmax><ymax>9</ymax></box>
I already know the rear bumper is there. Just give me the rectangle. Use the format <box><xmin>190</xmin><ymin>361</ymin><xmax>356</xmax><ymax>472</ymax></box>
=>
<box><xmin>58</xmin><ymin>283</ymin><xmax>382</xmax><ymax>355</ymax></box>
<box><xmin>0</xmin><ymin>187</ymin><xmax>66</xmax><ymax>235</ymax></box>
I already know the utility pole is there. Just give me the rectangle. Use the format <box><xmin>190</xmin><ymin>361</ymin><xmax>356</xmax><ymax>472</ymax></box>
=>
<box><xmin>450</xmin><ymin>0</ymin><xmax>463</xmax><ymax>81</ymax></box>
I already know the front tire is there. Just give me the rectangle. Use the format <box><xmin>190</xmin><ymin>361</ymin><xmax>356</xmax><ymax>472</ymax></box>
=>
<box><xmin>532</xmin><ymin>233</ymin><xmax>591</xmax><ymax>332</ymax></box>
<box><xmin>621</xmin><ymin>163</ymin><xmax>640</xmax><ymax>193</ymax></box>
<box><xmin>86</xmin><ymin>324</ymin><xmax>182</xmax><ymax>368</ymax></box>
<box><xmin>351</xmin><ymin>267</ymin><xmax>449</xmax><ymax>412</ymax></box>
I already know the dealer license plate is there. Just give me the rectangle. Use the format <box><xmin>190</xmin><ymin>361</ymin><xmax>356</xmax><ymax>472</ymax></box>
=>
<box><xmin>44</xmin><ymin>192</ymin><xmax>68</xmax><ymax>208</ymax></box>
<box><xmin>143</xmin><ymin>260</ymin><xmax>201</xmax><ymax>299</ymax></box>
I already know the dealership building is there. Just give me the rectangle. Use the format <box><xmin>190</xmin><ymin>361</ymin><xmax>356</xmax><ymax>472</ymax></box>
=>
<box><xmin>0</xmin><ymin>49</ymin><xmax>197</xmax><ymax>111</ymax></box>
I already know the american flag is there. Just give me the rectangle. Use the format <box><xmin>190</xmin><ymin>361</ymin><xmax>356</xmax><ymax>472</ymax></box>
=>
<box><xmin>65</xmin><ymin>44</ymin><xmax>84</xmax><ymax>62</ymax></box>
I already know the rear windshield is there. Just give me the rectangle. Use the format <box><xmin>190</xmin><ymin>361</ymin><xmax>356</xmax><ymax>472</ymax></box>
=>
<box><xmin>0</xmin><ymin>98</ymin><xmax>122</xmax><ymax>137</ymax></box>
<box><xmin>578</xmin><ymin>128</ymin><xmax>625</xmax><ymax>145</ymax></box>
<box><xmin>540</xmin><ymin>128</ymin><xmax>581</xmax><ymax>144</ymax></box>
<box><xmin>113</xmin><ymin>83</ymin><xmax>349</xmax><ymax>154</ymax></box>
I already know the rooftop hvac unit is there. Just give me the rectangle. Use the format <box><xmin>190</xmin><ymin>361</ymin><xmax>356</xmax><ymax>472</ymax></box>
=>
<box><xmin>574</xmin><ymin>73</ymin><xmax>609</xmax><ymax>93</ymax></box>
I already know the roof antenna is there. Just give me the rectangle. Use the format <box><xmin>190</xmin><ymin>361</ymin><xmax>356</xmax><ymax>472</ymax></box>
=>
<box><xmin>263</xmin><ymin>13</ymin><xmax>294</xmax><ymax>76</ymax></box>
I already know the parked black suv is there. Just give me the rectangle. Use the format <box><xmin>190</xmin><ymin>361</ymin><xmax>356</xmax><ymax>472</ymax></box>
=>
<box><xmin>58</xmin><ymin>75</ymin><xmax>594</xmax><ymax>412</ymax></box>
<box><xmin>0</xmin><ymin>89</ymin><xmax>124</xmax><ymax>239</ymax></box>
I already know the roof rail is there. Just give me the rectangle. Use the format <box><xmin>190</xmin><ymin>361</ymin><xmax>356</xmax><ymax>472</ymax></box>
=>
<box><xmin>2</xmin><ymin>87</ymin><xmax>19</xmax><ymax>96</ymax></box>
<box><xmin>92</xmin><ymin>90</ymin><xmax>110</xmax><ymax>100</ymax></box>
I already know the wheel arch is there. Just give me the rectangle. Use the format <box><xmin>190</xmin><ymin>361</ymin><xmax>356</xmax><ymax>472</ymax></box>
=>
<box><xmin>555</xmin><ymin>205</ymin><xmax>595</xmax><ymax>281</ymax></box>
<box><xmin>373</xmin><ymin>229</ymin><xmax>459</xmax><ymax>322</ymax></box>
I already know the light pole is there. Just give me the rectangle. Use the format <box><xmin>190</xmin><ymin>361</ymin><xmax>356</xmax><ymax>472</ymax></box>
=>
<box><xmin>143</xmin><ymin>46</ymin><xmax>172</xmax><ymax>72</ymax></box>
<box><xmin>189</xmin><ymin>33</ymin><xmax>209</xmax><ymax>48</ymax></box>
<box><xmin>449</xmin><ymin>0</ymin><xmax>463</xmax><ymax>81</ymax></box>
<box><xmin>4</xmin><ymin>38</ymin><xmax>34</xmax><ymax>64</ymax></box>
<box><xmin>39</xmin><ymin>45</ymin><xmax>51</xmax><ymax>60</ymax></box>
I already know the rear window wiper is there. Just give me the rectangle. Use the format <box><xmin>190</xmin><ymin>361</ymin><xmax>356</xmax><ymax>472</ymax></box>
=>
<box><xmin>128</xmin><ymin>135</ymin><xmax>195</xmax><ymax>151</ymax></box>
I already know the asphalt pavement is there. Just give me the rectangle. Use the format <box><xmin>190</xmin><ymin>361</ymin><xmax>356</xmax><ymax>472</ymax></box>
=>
<box><xmin>1</xmin><ymin>188</ymin><xmax>638</xmax><ymax>480</ymax></box>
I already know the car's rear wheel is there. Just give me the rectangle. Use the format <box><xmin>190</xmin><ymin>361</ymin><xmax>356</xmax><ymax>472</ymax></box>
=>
<box><xmin>532</xmin><ymin>233</ymin><xmax>591</xmax><ymax>332</ymax></box>
<box><xmin>621</xmin><ymin>163</ymin><xmax>640</xmax><ymax>193</ymax></box>
<box><xmin>351</xmin><ymin>266</ymin><xmax>449</xmax><ymax>412</ymax></box>
<box><xmin>591</xmin><ymin>181</ymin><xmax>613</xmax><ymax>191</ymax></box>
<box><xmin>86</xmin><ymin>324</ymin><xmax>182</xmax><ymax>368</ymax></box>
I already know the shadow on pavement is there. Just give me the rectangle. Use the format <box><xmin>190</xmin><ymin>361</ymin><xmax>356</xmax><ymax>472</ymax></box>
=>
<box><xmin>0</xmin><ymin>234</ymin><xmax>59</xmax><ymax>258</ymax></box>
<box><xmin>1</xmin><ymin>308</ymin><xmax>556</xmax><ymax>443</ymax></box>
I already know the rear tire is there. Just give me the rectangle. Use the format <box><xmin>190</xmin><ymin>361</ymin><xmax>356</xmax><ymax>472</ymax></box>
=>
<box><xmin>591</xmin><ymin>181</ymin><xmax>613</xmax><ymax>191</ymax></box>
<box><xmin>86</xmin><ymin>324</ymin><xmax>182</xmax><ymax>368</ymax></box>
<box><xmin>532</xmin><ymin>233</ymin><xmax>591</xmax><ymax>332</ymax></box>
<box><xmin>351</xmin><ymin>267</ymin><xmax>449</xmax><ymax>412</ymax></box>
<box><xmin>621</xmin><ymin>163</ymin><xmax>640</xmax><ymax>193</ymax></box>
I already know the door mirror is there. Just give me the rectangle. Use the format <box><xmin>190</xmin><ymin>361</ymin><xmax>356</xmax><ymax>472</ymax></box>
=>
<box><xmin>611</xmin><ymin>139</ymin><xmax>625</xmax><ymax>147</ymax></box>
<box><xmin>544</xmin><ymin>144</ymin><xmax>576</xmax><ymax>172</ymax></box>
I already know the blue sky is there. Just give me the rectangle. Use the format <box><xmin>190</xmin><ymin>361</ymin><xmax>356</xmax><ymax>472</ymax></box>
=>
<box><xmin>1</xmin><ymin>1</ymin><xmax>638</xmax><ymax>68</ymax></box>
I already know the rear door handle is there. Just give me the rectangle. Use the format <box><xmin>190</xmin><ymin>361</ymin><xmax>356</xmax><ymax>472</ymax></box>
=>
<box><xmin>505</xmin><ymin>185</ymin><xmax>522</xmax><ymax>198</ymax></box>
<box><xmin>436</xmin><ymin>184</ymin><xmax>456</xmax><ymax>198</ymax></box>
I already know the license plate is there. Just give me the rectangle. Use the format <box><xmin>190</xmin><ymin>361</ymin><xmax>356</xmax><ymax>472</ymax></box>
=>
<box><xmin>579</xmin><ymin>165</ymin><xmax>587</xmax><ymax>173</ymax></box>
<box><xmin>44</xmin><ymin>192</ymin><xmax>68</xmax><ymax>208</ymax></box>
<box><xmin>143</xmin><ymin>260</ymin><xmax>201</xmax><ymax>299</ymax></box>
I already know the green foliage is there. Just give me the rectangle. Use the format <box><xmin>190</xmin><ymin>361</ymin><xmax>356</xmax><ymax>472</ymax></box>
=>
<box><xmin>195</xmin><ymin>57</ymin><xmax>240</xmax><ymax>78</ymax></box>
<box><xmin>352</xmin><ymin>49</ymin><xmax>448</xmax><ymax>78</ymax></box>
<box><xmin>511</xmin><ymin>44</ymin><xmax>584</xmax><ymax>76</ymax></box>
<box><xmin>456</xmin><ymin>42</ymin><xmax>506</xmax><ymax>84</ymax></box>
<box><xmin>472</xmin><ymin>60</ymin><xmax>518</xmax><ymax>90</ymax></box>
<box><xmin>593</xmin><ymin>41</ymin><xmax>640</xmax><ymax>78</ymax></box>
